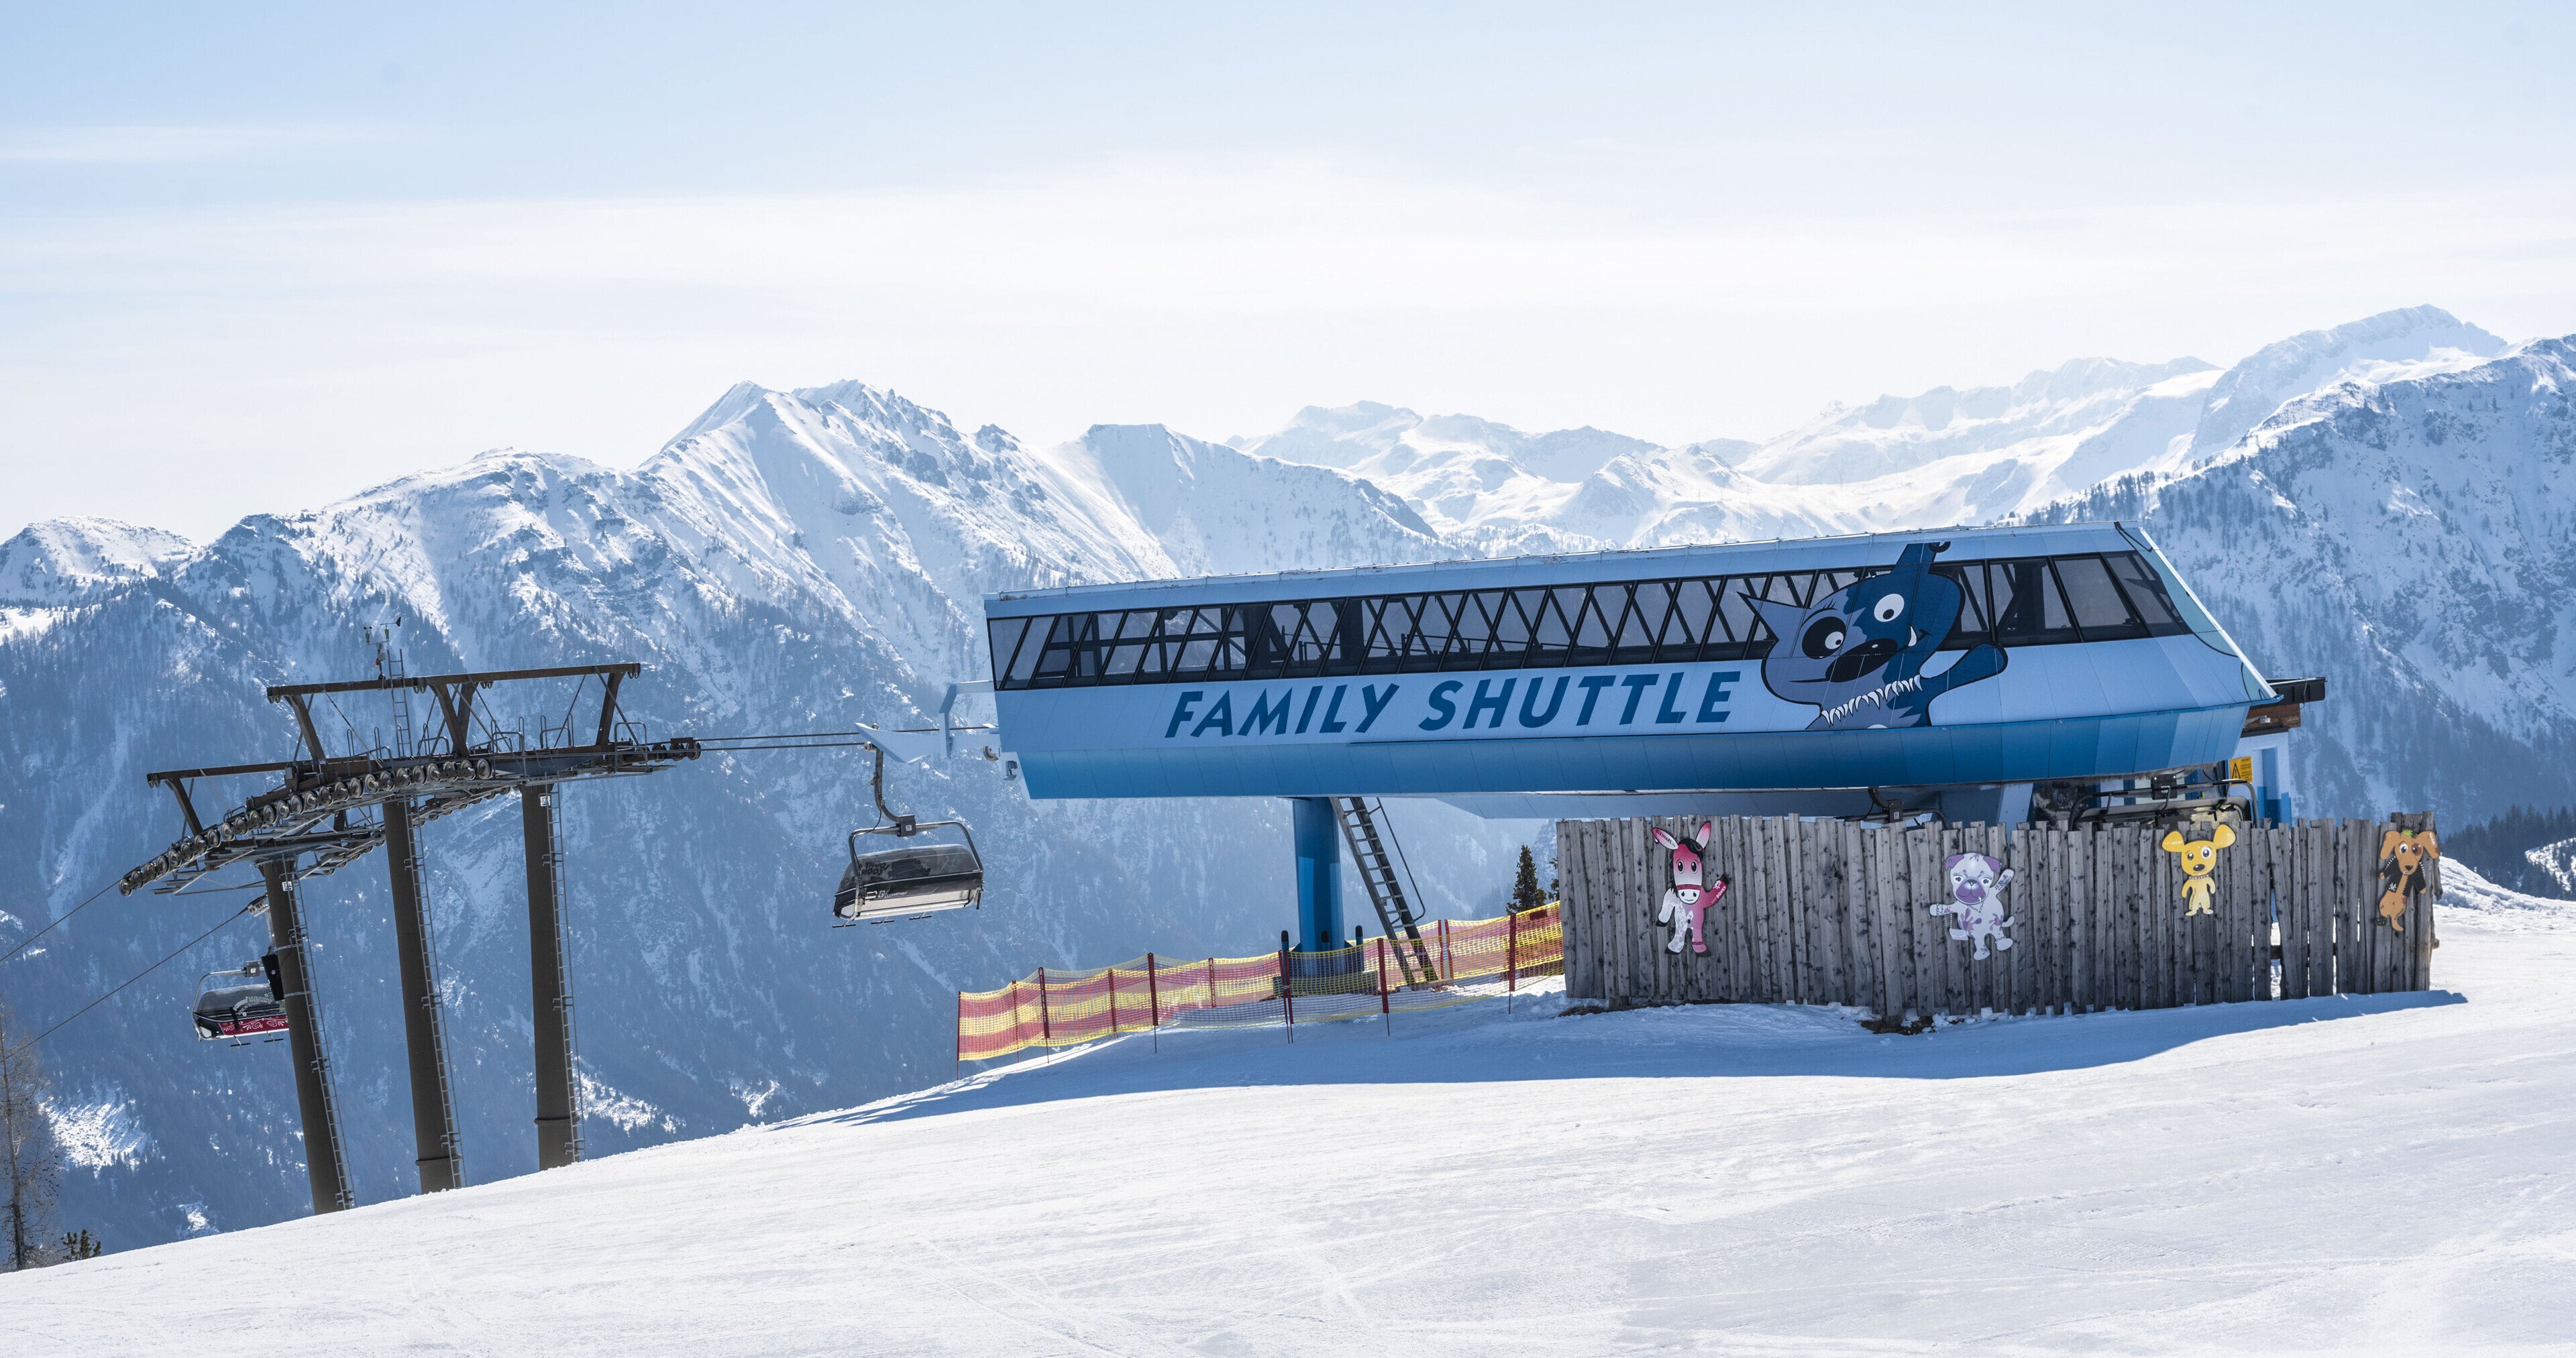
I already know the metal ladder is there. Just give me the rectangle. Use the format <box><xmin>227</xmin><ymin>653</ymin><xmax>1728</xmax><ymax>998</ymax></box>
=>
<box><xmin>1332</xmin><ymin>797</ymin><xmax>1440</xmax><ymax>985</ymax></box>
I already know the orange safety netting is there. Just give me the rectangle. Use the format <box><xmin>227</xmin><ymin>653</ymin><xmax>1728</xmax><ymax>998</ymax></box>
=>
<box><xmin>957</xmin><ymin>904</ymin><xmax>1562</xmax><ymax>1063</ymax></box>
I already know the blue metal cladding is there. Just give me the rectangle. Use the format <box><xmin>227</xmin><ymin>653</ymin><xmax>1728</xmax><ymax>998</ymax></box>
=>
<box><xmin>987</xmin><ymin>523</ymin><xmax>2270</xmax><ymax>800</ymax></box>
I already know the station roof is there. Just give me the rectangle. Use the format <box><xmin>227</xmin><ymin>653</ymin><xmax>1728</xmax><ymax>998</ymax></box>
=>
<box><xmin>986</xmin><ymin>522</ymin><xmax>2152</xmax><ymax>618</ymax></box>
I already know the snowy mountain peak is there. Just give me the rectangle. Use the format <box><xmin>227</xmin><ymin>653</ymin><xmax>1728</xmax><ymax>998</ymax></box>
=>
<box><xmin>2188</xmin><ymin>305</ymin><xmax>2508</xmax><ymax>462</ymax></box>
<box><xmin>0</xmin><ymin>516</ymin><xmax>195</xmax><ymax>608</ymax></box>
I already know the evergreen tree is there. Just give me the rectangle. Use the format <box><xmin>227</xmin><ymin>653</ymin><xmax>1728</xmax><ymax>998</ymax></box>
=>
<box><xmin>1510</xmin><ymin>845</ymin><xmax>1546</xmax><ymax>912</ymax></box>
<box><xmin>57</xmin><ymin>1228</ymin><xmax>101</xmax><ymax>1261</ymax></box>
<box><xmin>1</xmin><ymin>994</ymin><xmax>63</xmax><ymax>1272</ymax></box>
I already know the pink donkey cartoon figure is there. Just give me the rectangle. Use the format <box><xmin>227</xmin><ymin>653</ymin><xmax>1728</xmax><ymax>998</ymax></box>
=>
<box><xmin>1650</xmin><ymin>820</ymin><xmax>1730</xmax><ymax>956</ymax></box>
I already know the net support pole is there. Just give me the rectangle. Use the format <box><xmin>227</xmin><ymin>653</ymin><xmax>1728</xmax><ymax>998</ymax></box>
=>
<box><xmin>1277</xmin><ymin>946</ymin><xmax>1295</xmax><ymax>1041</ymax></box>
<box><xmin>521</xmin><ymin>785</ymin><xmax>581</xmax><ymax>1172</ymax></box>
<box><xmin>1146</xmin><ymin>953</ymin><xmax>1161</xmax><ymax>1027</ymax></box>
<box><xmin>1378</xmin><ymin>937</ymin><xmax>1391</xmax><ymax>1035</ymax></box>
<box><xmin>384</xmin><ymin>798</ymin><xmax>464</xmax><ymax>1192</ymax></box>
<box><xmin>1037</xmin><ymin>968</ymin><xmax>1053</xmax><ymax>1043</ymax></box>
<box><xmin>955</xmin><ymin>993</ymin><xmax>963</xmax><ymax>1076</ymax></box>
<box><xmin>259</xmin><ymin>857</ymin><xmax>351</xmax><ymax>1214</ymax></box>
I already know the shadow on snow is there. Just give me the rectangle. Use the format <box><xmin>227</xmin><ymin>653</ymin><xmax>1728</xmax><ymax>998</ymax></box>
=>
<box><xmin>796</xmin><ymin>984</ymin><xmax>2466</xmax><ymax>1129</ymax></box>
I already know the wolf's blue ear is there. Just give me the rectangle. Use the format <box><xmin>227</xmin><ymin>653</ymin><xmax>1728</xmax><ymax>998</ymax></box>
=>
<box><xmin>1896</xmin><ymin>541</ymin><xmax>1951</xmax><ymax>569</ymax></box>
<box><xmin>1745</xmin><ymin>596</ymin><xmax>1807</xmax><ymax>648</ymax></box>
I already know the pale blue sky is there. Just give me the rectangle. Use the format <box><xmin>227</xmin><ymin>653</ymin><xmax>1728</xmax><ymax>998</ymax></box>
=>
<box><xmin>5</xmin><ymin>3</ymin><xmax>2573</xmax><ymax>537</ymax></box>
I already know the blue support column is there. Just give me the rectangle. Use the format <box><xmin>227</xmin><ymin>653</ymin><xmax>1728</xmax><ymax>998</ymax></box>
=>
<box><xmin>1291</xmin><ymin>796</ymin><xmax>1344</xmax><ymax>952</ymax></box>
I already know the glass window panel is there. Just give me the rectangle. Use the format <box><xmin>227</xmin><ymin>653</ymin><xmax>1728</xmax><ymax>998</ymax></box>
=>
<box><xmin>2037</xmin><ymin>563</ymin><xmax>2074</xmax><ymax>635</ymax></box>
<box><xmin>1988</xmin><ymin>562</ymin><xmax>2037</xmax><ymax>638</ymax></box>
<box><xmin>2106</xmin><ymin>552</ymin><xmax>2182</xmax><ymax>628</ymax></box>
<box><xmin>1612</xmin><ymin>586</ymin><xmax>1658</xmax><ymax>655</ymax></box>
<box><xmin>1531</xmin><ymin>590</ymin><xmax>1576</xmax><ymax>653</ymax></box>
<box><xmin>988</xmin><ymin>619</ymin><xmax>1035</xmax><ymax>687</ymax></box>
<box><xmin>1719</xmin><ymin>580</ymin><xmax>1765</xmax><ymax>646</ymax></box>
<box><xmin>2055</xmin><ymin>555</ymin><xmax>2139</xmax><ymax>637</ymax></box>
<box><xmin>1662</xmin><ymin>580</ymin><xmax>1716</xmax><ymax>655</ymax></box>
<box><xmin>1569</xmin><ymin>587</ymin><xmax>1616</xmax><ymax>650</ymax></box>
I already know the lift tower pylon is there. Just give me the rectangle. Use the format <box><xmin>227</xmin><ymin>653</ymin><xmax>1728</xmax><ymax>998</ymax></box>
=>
<box><xmin>121</xmin><ymin>661</ymin><xmax>698</xmax><ymax>1212</ymax></box>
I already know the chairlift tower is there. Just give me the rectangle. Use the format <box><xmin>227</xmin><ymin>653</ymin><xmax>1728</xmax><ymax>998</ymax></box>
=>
<box><xmin>120</xmin><ymin>661</ymin><xmax>698</xmax><ymax>1213</ymax></box>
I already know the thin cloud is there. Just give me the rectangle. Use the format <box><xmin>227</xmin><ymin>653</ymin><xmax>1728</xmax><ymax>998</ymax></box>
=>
<box><xmin>0</xmin><ymin>123</ymin><xmax>385</xmax><ymax>164</ymax></box>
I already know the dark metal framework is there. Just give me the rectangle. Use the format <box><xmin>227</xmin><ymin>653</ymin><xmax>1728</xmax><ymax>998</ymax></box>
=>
<box><xmin>119</xmin><ymin>661</ymin><xmax>699</xmax><ymax>1213</ymax></box>
<box><xmin>989</xmin><ymin>551</ymin><xmax>2188</xmax><ymax>691</ymax></box>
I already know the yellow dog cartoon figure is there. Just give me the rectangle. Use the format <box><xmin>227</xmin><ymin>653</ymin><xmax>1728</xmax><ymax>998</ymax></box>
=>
<box><xmin>2160</xmin><ymin>822</ymin><xmax>2235</xmax><ymax>917</ymax></box>
<box><xmin>2376</xmin><ymin>829</ymin><xmax>2439</xmax><ymax>931</ymax></box>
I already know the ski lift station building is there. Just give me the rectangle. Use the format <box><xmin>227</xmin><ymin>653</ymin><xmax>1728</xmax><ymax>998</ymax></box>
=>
<box><xmin>981</xmin><ymin>523</ymin><xmax>2318</xmax><ymax>948</ymax></box>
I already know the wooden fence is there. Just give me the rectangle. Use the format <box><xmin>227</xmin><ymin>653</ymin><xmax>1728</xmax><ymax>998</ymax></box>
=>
<box><xmin>1556</xmin><ymin>815</ymin><xmax>2438</xmax><ymax>1015</ymax></box>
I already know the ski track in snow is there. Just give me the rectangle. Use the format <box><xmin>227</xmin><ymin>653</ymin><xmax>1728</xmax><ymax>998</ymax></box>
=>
<box><xmin>7</xmin><ymin>906</ymin><xmax>2571</xmax><ymax>1355</ymax></box>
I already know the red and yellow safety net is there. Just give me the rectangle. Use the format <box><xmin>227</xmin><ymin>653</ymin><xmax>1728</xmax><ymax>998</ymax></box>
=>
<box><xmin>956</xmin><ymin>904</ymin><xmax>1562</xmax><ymax>1064</ymax></box>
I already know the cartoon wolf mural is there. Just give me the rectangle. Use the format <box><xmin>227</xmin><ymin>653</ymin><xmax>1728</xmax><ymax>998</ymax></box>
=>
<box><xmin>1747</xmin><ymin>541</ymin><xmax>2007</xmax><ymax>731</ymax></box>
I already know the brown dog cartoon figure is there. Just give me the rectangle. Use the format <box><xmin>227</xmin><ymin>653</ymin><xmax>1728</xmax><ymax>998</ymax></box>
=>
<box><xmin>2160</xmin><ymin>822</ymin><xmax>2235</xmax><ymax>917</ymax></box>
<box><xmin>2377</xmin><ymin>829</ymin><xmax>2439</xmax><ymax>931</ymax></box>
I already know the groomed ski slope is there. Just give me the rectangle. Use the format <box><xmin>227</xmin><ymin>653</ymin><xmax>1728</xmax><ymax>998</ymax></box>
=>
<box><xmin>10</xmin><ymin>870</ymin><xmax>2575</xmax><ymax>1355</ymax></box>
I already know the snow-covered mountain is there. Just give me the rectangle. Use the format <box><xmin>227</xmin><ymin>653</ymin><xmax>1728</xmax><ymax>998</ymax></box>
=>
<box><xmin>2025</xmin><ymin>334</ymin><xmax>2576</xmax><ymax>820</ymax></box>
<box><xmin>8</xmin><ymin>305</ymin><xmax>2574</xmax><ymax>1256</ymax></box>
<box><xmin>1244</xmin><ymin>306</ymin><xmax>2510</xmax><ymax>543</ymax></box>
<box><xmin>0</xmin><ymin>383</ymin><xmax>1527</xmax><ymax>1251</ymax></box>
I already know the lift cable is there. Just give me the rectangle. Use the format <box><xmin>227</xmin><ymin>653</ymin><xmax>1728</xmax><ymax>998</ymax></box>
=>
<box><xmin>5</xmin><ymin>901</ymin><xmax>259</xmax><ymax>1060</ymax></box>
<box><xmin>0</xmin><ymin>876</ymin><xmax>121</xmax><ymax>966</ymax></box>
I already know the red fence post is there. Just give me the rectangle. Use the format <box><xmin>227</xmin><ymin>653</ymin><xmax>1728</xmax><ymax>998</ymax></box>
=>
<box><xmin>1507</xmin><ymin>909</ymin><xmax>1521</xmax><ymax>993</ymax></box>
<box><xmin>1146</xmin><ymin>952</ymin><xmax>1161</xmax><ymax>1027</ymax></box>
<box><xmin>1205</xmin><ymin>956</ymin><xmax>1218</xmax><ymax>1008</ymax></box>
<box><xmin>1037</xmin><ymin>967</ymin><xmax>1053</xmax><ymax>1045</ymax></box>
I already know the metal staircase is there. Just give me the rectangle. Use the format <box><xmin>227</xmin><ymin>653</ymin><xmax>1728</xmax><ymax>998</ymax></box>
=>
<box><xmin>1332</xmin><ymin>797</ymin><xmax>1440</xmax><ymax>985</ymax></box>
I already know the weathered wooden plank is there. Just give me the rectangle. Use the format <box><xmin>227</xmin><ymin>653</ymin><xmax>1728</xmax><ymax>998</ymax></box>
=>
<box><xmin>1656</xmin><ymin>813</ymin><xmax>1682</xmax><ymax>1001</ymax></box>
<box><xmin>2002</xmin><ymin>823</ymin><xmax>2029</xmax><ymax>1015</ymax></box>
<box><xmin>1768</xmin><ymin>817</ymin><xmax>1800</xmax><ymax>1003</ymax></box>
<box><xmin>2338</xmin><ymin>819</ymin><xmax>2366</xmax><ymax>997</ymax></box>
<box><xmin>1929</xmin><ymin>825</ymin><xmax>1964</xmax><ymax>1013</ymax></box>
<box><xmin>2308</xmin><ymin>821</ymin><xmax>2335</xmax><ymax>999</ymax></box>
<box><xmin>1786</xmin><ymin>819</ymin><xmax>1812</xmax><ymax>1005</ymax></box>
<box><xmin>1838</xmin><ymin>822</ymin><xmax>1872</xmax><ymax>1011</ymax></box>
<box><xmin>1817</xmin><ymin>821</ymin><xmax>1849</xmax><ymax>1006</ymax></box>
<box><xmin>1585</xmin><ymin>821</ymin><xmax>1610</xmax><ymax>999</ymax></box>
<box><xmin>1799</xmin><ymin>821</ymin><xmax>1831</xmax><ymax>1005</ymax></box>
<box><xmin>1764</xmin><ymin>817</ymin><xmax>1793</xmax><ymax>1004</ymax></box>
<box><xmin>1734</xmin><ymin>815</ymin><xmax>1764</xmax><ymax>1004</ymax></box>
<box><xmin>1616</xmin><ymin>816</ymin><xmax>1644</xmax><ymax>1003</ymax></box>
<box><xmin>1556</xmin><ymin>822</ymin><xmax>1581</xmax><ymax>993</ymax></box>
<box><xmin>2367</xmin><ymin>818</ymin><xmax>2397</xmax><ymax>997</ymax></box>
<box><xmin>2064</xmin><ymin>828</ymin><xmax>2088</xmax><ymax>1011</ymax></box>
<box><xmin>2410</xmin><ymin>812</ymin><xmax>2436</xmax><ymax>992</ymax></box>
<box><xmin>1860</xmin><ymin>826</ymin><xmax>1894</xmax><ymax>1017</ymax></box>
<box><xmin>2287</xmin><ymin>822</ymin><xmax>2308</xmax><ymax>999</ymax></box>
<box><xmin>2379</xmin><ymin>819</ymin><xmax>2408</xmax><ymax>995</ymax></box>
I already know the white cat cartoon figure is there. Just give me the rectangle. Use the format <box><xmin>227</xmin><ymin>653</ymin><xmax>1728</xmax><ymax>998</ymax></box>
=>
<box><xmin>1931</xmin><ymin>852</ymin><xmax>2017</xmax><ymax>960</ymax></box>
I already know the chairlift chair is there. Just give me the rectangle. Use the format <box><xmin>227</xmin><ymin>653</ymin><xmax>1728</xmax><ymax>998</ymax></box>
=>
<box><xmin>832</xmin><ymin>742</ymin><xmax>985</xmax><ymax>925</ymax></box>
<box><xmin>193</xmin><ymin>954</ymin><xmax>287</xmax><ymax>1043</ymax></box>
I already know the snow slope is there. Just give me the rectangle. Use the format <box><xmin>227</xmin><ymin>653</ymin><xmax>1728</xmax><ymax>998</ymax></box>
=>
<box><xmin>9</xmin><ymin>894</ymin><xmax>2569</xmax><ymax>1354</ymax></box>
